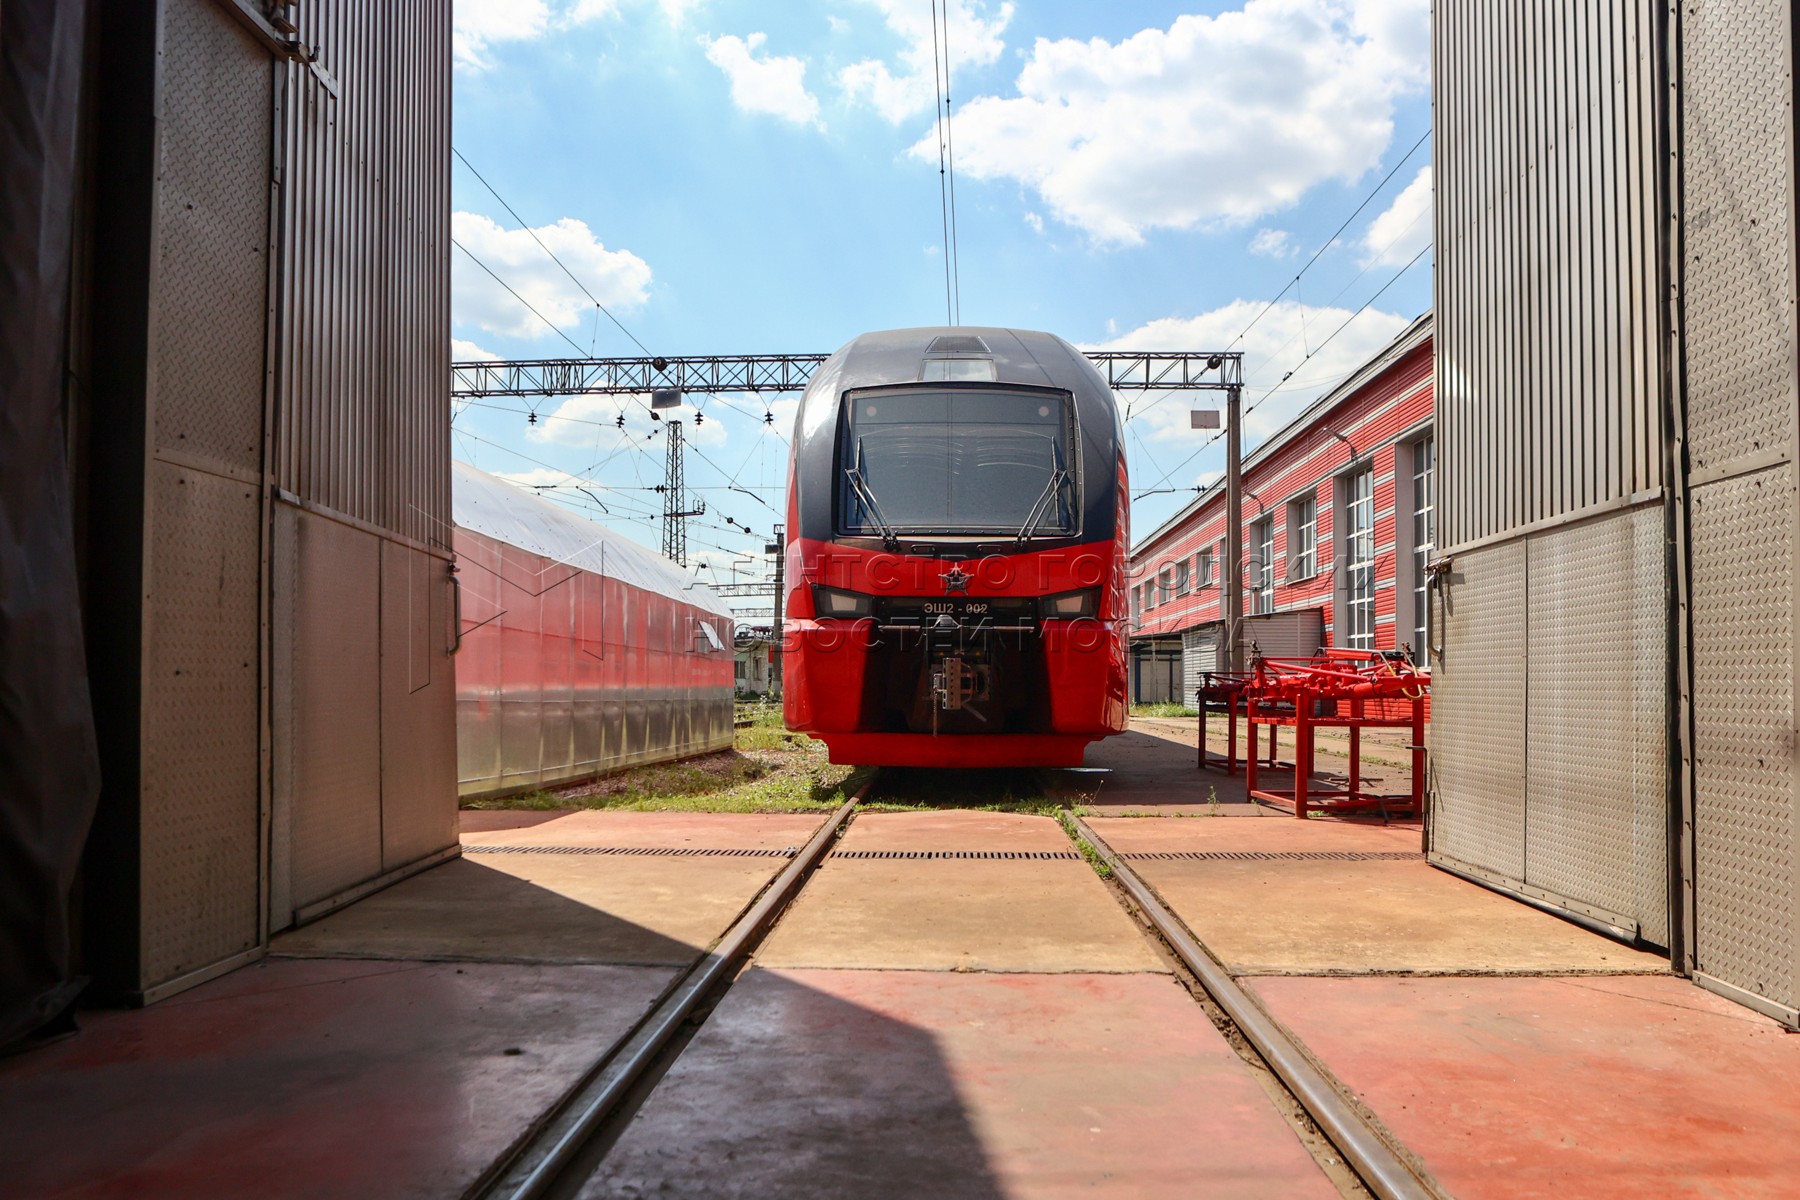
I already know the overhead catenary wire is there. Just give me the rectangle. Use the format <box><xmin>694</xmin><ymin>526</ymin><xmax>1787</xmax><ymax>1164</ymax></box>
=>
<box><xmin>930</xmin><ymin>0</ymin><xmax>958</xmax><ymax>326</ymax></box>
<box><xmin>453</xmin><ymin>146</ymin><xmax>654</xmax><ymax>357</ymax></box>
<box><xmin>939</xmin><ymin>0</ymin><xmax>963</xmax><ymax>325</ymax></box>
<box><xmin>1131</xmin><ymin>242</ymin><xmax>1432</xmax><ymax>499</ymax></box>
<box><xmin>1123</xmin><ymin>129</ymin><xmax>1429</xmax><ymax>425</ymax></box>
<box><xmin>1220</xmin><ymin>129</ymin><xmax>1430</xmax><ymax>356</ymax></box>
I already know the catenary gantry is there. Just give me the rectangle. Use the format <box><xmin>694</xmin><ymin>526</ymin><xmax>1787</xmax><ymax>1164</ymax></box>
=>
<box><xmin>451</xmin><ymin>351</ymin><xmax>1243</xmax><ymax>397</ymax></box>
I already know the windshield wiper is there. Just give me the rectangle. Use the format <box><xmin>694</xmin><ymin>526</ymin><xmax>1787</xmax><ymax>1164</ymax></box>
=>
<box><xmin>845</xmin><ymin>440</ymin><xmax>900</xmax><ymax>550</ymax></box>
<box><xmin>1014</xmin><ymin>440</ymin><xmax>1069</xmax><ymax>546</ymax></box>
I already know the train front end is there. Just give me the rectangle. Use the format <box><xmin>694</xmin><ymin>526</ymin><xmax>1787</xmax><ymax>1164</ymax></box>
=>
<box><xmin>782</xmin><ymin>328</ymin><xmax>1129</xmax><ymax>767</ymax></box>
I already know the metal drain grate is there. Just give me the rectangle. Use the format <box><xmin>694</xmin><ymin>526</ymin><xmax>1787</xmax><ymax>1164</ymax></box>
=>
<box><xmin>463</xmin><ymin>845</ymin><xmax>796</xmax><ymax>858</ymax></box>
<box><xmin>1121</xmin><ymin>850</ymin><xmax>1422</xmax><ymax>862</ymax></box>
<box><xmin>830</xmin><ymin>849</ymin><xmax>1081</xmax><ymax>860</ymax></box>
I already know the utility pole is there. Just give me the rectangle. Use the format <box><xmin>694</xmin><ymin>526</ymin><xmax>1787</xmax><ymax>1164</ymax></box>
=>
<box><xmin>768</xmin><ymin>524</ymin><xmax>785</xmax><ymax>691</ymax></box>
<box><xmin>1223</xmin><ymin>382</ymin><xmax>1244</xmax><ymax>673</ymax></box>
<box><xmin>660</xmin><ymin>420</ymin><xmax>705</xmax><ymax>566</ymax></box>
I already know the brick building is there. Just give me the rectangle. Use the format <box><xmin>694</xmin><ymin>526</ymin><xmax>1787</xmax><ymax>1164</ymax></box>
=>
<box><xmin>1127</xmin><ymin>314</ymin><xmax>1434</xmax><ymax>704</ymax></box>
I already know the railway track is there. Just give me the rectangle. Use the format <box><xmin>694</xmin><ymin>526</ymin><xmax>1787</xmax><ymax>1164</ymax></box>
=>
<box><xmin>466</xmin><ymin>767</ymin><xmax>1438</xmax><ymax>1200</ymax></box>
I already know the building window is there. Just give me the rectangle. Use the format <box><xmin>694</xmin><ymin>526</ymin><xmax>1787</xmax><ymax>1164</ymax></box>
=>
<box><xmin>1196</xmin><ymin>546</ymin><xmax>1215</xmax><ymax>587</ymax></box>
<box><xmin>1287</xmin><ymin>494</ymin><xmax>1317</xmax><ymax>580</ymax></box>
<box><xmin>1342</xmin><ymin>467</ymin><xmax>1375</xmax><ymax>649</ymax></box>
<box><xmin>1250</xmin><ymin>516</ymin><xmax>1275</xmax><ymax>615</ymax></box>
<box><xmin>1158</xmin><ymin>567</ymin><xmax>1174</xmax><ymax>604</ymax></box>
<box><xmin>1174</xmin><ymin>559</ymin><xmax>1191</xmax><ymax>596</ymax></box>
<box><xmin>1411</xmin><ymin>434</ymin><xmax>1436</xmax><ymax>660</ymax></box>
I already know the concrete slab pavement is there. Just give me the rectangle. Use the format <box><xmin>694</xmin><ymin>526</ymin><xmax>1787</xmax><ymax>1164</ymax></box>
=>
<box><xmin>273</xmin><ymin>853</ymin><xmax>781</xmax><ymax>966</ymax></box>
<box><xmin>757</xmin><ymin>857</ymin><xmax>1166</xmax><ymax>973</ymax></box>
<box><xmin>1088</xmin><ymin>814</ymin><xmax>1660</xmax><ymax>975</ymax></box>
<box><xmin>1251</xmin><ymin>973</ymin><xmax>1800</xmax><ymax>1199</ymax></box>
<box><xmin>0</xmin><ymin>959</ymin><xmax>676</xmax><ymax>1200</ymax></box>
<box><xmin>584</xmin><ymin>968</ymin><xmax>1339</xmax><ymax>1200</ymax></box>
<box><xmin>839</xmin><ymin>810</ymin><xmax>1077</xmax><ymax>852</ymax></box>
<box><xmin>758</xmin><ymin>811</ymin><xmax>1164</xmax><ymax>973</ymax></box>
<box><xmin>459</xmin><ymin>809</ymin><xmax>824</xmax><ymax>850</ymax></box>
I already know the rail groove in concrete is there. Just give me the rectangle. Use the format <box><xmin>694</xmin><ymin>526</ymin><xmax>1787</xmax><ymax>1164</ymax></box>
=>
<box><xmin>1067</xmin><ymin>813</ymin><xmax>1446</xmax><ymax>1200</ymax></box>
<box><xmin>468</xmin><ymin>783</ymin><xmax>870</xmax><ymax>1200</ymax></box>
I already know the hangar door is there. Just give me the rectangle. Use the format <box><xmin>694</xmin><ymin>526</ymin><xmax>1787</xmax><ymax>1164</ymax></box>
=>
<box><xmin>1678</xmin><ymin>0</ymin><xmax>1800</xmax><ymax>1027</ymax></box>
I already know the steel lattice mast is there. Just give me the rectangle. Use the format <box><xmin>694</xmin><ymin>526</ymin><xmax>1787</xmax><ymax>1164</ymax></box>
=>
<box><xmin>659</xmin><ymin>420</ymin><xmax>705</xmax><ymax>567</ymax></box>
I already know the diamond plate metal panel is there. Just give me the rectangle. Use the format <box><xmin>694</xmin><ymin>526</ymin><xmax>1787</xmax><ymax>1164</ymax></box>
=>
<box><xmin>1431</xmin><ymin>538</ymin><xmax>1527</xmax><ymax>880</ymax></box>
<box><xmin>152</xmin><ymin>0</ymin><xmax>270</xmax><ymax>474</ymax></box>
<box><xmin>1681</xmin><ymin>1</ymin><xmax>1798</xmax><ymax>474</ymax></box>
<box><xmin>379</xmin><ymin>541</ymin><xmax>457</xmax><ymax>871</ymax></box>
<box><xmin>1691</xmin><ymin>465</ymin><xmax>1796</xmax><ymax>1009</ymax></box>
<box><xmin>1523</xmin><ymin>507</ymin><xmax>1669</xmax><ymax>942</ymax></box>
<box><xmin>139</xmin><ymin>464</ymin><xmax>262</xmax><ymax>983</ymax></box>
<box><xmin>275</xmin><ymin>510</ymin><xmax>382</xmax><ymax>918</ymax></box>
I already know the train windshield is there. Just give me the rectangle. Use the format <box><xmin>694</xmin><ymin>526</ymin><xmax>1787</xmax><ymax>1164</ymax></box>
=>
<box><xmin>839</xmin><ymin>388</ymin><xmax>1078</xmax><ymax>539</ymax></box>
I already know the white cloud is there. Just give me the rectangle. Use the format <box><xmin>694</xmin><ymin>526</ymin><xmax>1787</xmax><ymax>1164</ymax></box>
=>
<box><xmin>930</xmin><ymin>0</ymin><xmax>1430</xmax><ymax>245</ymax></box>
<box><xmin>703</xmin><ymin>33</ymin><xmax>823</xmax><ymax>127</ymax></box>
<box><xmin>1360</xmin><ymin>163</ymin><xmax>1431</xmax><ymax>267</ymax></box>
<box><xmin>452</xmin><ymin>211</ymin><xmax>652</xmax><ymax>340</ymax></box>
<box><xmin>451</xmin><ymin>338</ymin><xmax>501</xmax><ymax>362</ymax></box>
<box><xmin>839</xmin><ymin>0</ymin><xmax>1015</xmax><ymax>123</ymax></box>
<box><xmin>653</xmin><ymin>0</ymin><xmax>703</xmax><ymax>25</ymax></box>
<box><xmin>455</xmin><ymin>0</ymin><xmax>701</xmax><ymax>69</ymax></box>
<box><xmin>454</xmin><ymin>0</ymin><xmax>555</xmax><ymax>70</ymax></box>
<box><xmin>1023</xmin><ymin>210</ymin><xmax>1045</xmax><ymax>235</ymax></box>
<box><xmin>1249</xmin><ymin>228</ymin><xmax>1297</xmax><ymax>258</ymax></box>
<box><xmin>1089</xmin><ymin>297</ymin><xmax>1413</xmax><ymax>484</ymax></box>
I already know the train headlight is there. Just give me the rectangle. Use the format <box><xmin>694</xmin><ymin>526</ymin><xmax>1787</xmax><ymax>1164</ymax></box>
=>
<box><xmin>1039</xmin><ymin>588</ymin><xmax>1099</xmax><ymax>619</ymax></box>
<box><xmin>813</xmin><ymin>586</ymin><xmax>875</xmax><ymax>618</ymax></box>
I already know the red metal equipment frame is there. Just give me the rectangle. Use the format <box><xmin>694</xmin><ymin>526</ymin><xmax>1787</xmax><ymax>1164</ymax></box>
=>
<box><xmin>1195</xmin><ymin>673</ymin><xmax>1284</xmax><ymax>775</ymax></box>
<box><xmin>1241</xmin><ymin>649</ymin><xmax>1428</xmax><ymax>819</ymax></box>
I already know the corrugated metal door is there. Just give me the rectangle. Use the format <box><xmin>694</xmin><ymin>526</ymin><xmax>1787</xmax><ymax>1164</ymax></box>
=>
<box><xmin>134</xmin><ymin>0</ymin><xmax>273</xmax><ymax>996</ymax></box>
<box><xmin>1431</xmin><ymin>0</ymin><xmax>1673</xmax><ymax>952</ymax></box>
<box><xmin>1242</xmin><ymin>609</ymin><xmax>1326</xmax><ymax>660</ymax></box>
<box><xmin>1679</xmin><ymin>0</ymin><xmax>1800</xmax><ymax>1024</ymax></box>
<box><xmin>1181</xmin><ymin>626</ymin><xmax>1220</xmax><ymax>702</ymax></box>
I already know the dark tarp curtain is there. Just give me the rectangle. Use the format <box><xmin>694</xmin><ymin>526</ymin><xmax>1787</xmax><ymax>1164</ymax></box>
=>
<box><xmin>0</xmin><ymin>0</ymin><xmax>101</xmax><ymax>1050</ymax></box>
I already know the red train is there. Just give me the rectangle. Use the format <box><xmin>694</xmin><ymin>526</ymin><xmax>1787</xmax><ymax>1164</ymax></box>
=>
<box><xmin>782</xmin><ymin>327</ymin><xmax>1130</xmax><ymax>766</ymax></box>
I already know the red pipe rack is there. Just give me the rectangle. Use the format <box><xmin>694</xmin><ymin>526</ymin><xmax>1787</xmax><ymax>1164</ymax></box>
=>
<box><xmin>1238</xmin><ymin>649</ymin><xmax>1428</xmax><ymax>819</ymax></box>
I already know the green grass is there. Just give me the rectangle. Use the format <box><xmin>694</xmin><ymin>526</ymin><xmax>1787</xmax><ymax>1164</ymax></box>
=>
<box><xmin>1130</xmin><ymin>702</ymin><xmax>1198</xmax><ymax>719</ymax></box>
<box><xmin>1056</xmin><ymin>810</ymin><xmax>1114</xmax><ymax>879</ymax></box>
<box><xmin>462</xmin><ymin>712</ymin><xmax>869</xmax><ymax>814</ymax></box>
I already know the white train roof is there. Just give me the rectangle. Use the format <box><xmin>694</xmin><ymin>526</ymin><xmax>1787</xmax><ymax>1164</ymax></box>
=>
<box><xmin>452</xmin><ymin>460</ymin><xmax>734</xmax><ymax>618</ymax></box>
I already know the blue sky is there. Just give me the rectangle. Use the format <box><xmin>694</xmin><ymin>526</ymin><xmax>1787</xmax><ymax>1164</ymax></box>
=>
<box><xmin>449</xmin><ymin>0</ymin><xmax>1434</xmax><ymax>604</ymax></box>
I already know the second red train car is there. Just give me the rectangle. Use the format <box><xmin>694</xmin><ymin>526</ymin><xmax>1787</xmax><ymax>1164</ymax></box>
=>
<box><xmin>782</xmin><ymin>327</ymin><xmax>1130</xmax><ymax>766</ymax></box>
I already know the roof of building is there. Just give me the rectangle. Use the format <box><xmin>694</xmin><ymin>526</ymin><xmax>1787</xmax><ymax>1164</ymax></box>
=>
<box><xmin>1131</xmin><ymin>311</ymin><xmax>1434</xmax><ymax>557</ymax></box>
<box><xmin>452</xmin><ymin>460</ymin><xmax>733</xmax><ymax>618</ymax></box>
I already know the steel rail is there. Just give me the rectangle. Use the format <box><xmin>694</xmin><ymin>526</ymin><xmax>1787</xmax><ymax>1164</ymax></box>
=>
<box><xmin>476</xmin><ymin>779</ymin><xmax>872</xmax><ymax>1200</ymax></box>
<box><xmin>1066</xmin><ymin>814</ymin><xmax>1443</xmax><ymax>1200</ymax></box>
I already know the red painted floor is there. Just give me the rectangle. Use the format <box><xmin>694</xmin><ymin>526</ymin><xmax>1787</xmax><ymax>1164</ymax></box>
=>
<box><xmin>1251</xmin><ymin>974</ymin><xmax>1800</xmax><ymax>1199</ymax></box>
<box><xmin>0</xmin><ymin>959</ymin><xmax>676</xmax><ymax>1200</ymax></box>
<box><xmin>586</xmin><ymin>967</ymin><xmax>1338</xmax><ymax>1199</ymax></box>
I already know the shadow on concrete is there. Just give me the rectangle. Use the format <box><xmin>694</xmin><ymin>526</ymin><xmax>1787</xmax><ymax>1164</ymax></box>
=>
<box><xmin>270</xmin><ymin>856</ymin><xmax>703</xmax><ymax>966</ymax></box>
<box><xmin>0</xmin><ymin>856</ymin><xmax>1007</xmax><ymax>1200</ymax></box>
<box><xmin>584</xmin><ymin>968</ymin><xmax>1010</xmax><ymax>1200</ymax></box>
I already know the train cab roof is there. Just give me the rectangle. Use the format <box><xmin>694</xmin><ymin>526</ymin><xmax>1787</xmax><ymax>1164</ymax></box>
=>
<box><xmin>795</xmin><ymin>326</ymin><xmax>1120</xmax><ymax>440</ymax></box>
